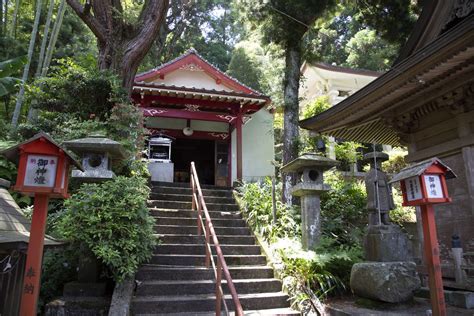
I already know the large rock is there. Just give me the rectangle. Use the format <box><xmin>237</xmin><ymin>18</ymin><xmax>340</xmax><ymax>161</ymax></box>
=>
<box><xmin>350</xmin><ymin>261</ymin><xmax>420</xmax><ymax>303</ymax></box>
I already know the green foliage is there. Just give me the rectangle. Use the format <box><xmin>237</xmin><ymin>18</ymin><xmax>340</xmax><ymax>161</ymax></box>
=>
<box><xmin>321</xmin><ymin>171</ymin><xmax>368</xmax><ymax>246</ymax></box>
<box><xmin>57</xmin><ymin>176</ymin><xmax>156</xmax><ymax>282</ymax></box>
<box><xmin>235</xmin><ymin>178</ymin><xmax>300</xmax><ymax>242</ymax></box>
<box><xmin>345</xmin><ymin>29</ymin><xmax>398</xmax><ymax>72</ymax></box>
<box><xmin>39</xmin><ymin>247</ymin><xmax>78</xmax><ymax>310</ymax></box>
<box><xmin>227</xmin><ymin>47</ymin><xmax>264</xmax><ymax>92</ymax></box>
<box><xmin>334</xmin><ymin>141</ymin><xmax>364</xmax><ymax>170</ymax></box>
<box><xmin>271</xmin><ymin>237</ymin><xmax>362</xmax><ymax>309</ymax></box>
<box><xmin>0</xmin><ymin>156</ymin><xmax>16</xmax><ymax>182</ymax></box>
<box><xmin>0</xmin><ymin>55</ymin><xmax>26</xmax><ymax>97</ymax></box>
<box><xmin>301</xmin><ymin>95</ymin><xmax>331</xmax><ymax>119</ymax></box>
<box><xmin>106</xmin><ymin>102</ymin><xmax>145</xmax><ymax>156</ymax></box>
<box><xmin>382</xmin><ymin>149</ymin><xmax>408</xmax><ymax>174</ymax></box>
<box><xmin>31</xmin><ymin>59</ymin><xmax>126</xmax><ymax>120</ymax></box>
<box><xmin>355</xmin><ymin>0</ymin><xmax>419</xmax><ymax>45</ymax></box>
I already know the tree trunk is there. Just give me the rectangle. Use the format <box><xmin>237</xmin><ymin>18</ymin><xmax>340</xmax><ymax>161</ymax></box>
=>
<box><xmin>11</xmin><ymin>0</ymin><xmax>42</xmax><ymax>127</ymax></box>
<box><xmin>3</xmin><ymin>0</ymin><xmax>8</xmax><ymax>35</ymax></box>
<box><xmin>67</xmin><ymin>0</ymin><xmax>169</xmax><ymax>94</ymax></box>
<box><xmin>281</xmin><ymin>41</ymin><xmax>302</xmax><ymax>204</ymax></box>
<box><xmin>27</xmin><ymin>0</ymin><xmax>56</xmax><ymax>122</ymax></box>
<box><xmin>11</xmin><ymin>0</ymin><xmax>20</xmax><ymax>38</ymax></box>
<box><xmin>36</xmin><ymin>0</ymin><xmax>55</xmax><ymax>77</ymax></box>
<box><xmin>0</xmin><ymin>0</ymin><xmax>4</xmax><ymax>37</ymax></box>
<box><xmin>41</xmin><ymin>0</ymin><xmax>65</xmax><ymax>76</ymax></box>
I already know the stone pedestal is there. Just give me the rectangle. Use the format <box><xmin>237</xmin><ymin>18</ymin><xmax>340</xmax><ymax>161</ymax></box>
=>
<box><xmin>364</xmin><ymin>225</ymin><xmax>412</xmax><ymax>262</ymax></box>
<box><xmin>350</xmin><ymin>261</ymin><xmax>421</xmax><ymax>303</ymax></box>
<box><xmin>281</xmin><ymin>153</ymin><xmax>338</xmax><ymax>250</ymax></box>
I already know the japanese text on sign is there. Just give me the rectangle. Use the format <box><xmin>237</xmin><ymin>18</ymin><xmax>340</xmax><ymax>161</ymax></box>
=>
<box><xmin>405</xmin><ymin>176</ymin><xmax>422</xmax><ymax>201</ymax></box>
<box><xmin>24</xmin><ymin>155</ymin><xmax>58</xmax><ymax>187</ymax></box>
<box><xmin>424</xmin><ymin>175</ymin><xmax>443</xmax><ymax>198</ymax></box>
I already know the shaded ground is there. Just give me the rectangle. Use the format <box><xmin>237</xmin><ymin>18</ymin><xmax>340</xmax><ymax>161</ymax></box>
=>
<box><xmin>324</xmin><ymin>296</ymin><xmax>473</xmax><ymax>316</ymax></box>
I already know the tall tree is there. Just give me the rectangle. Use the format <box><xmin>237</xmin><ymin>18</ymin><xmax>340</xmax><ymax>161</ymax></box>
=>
<box><xmin>237</xmin><ymin>0</ymin><xmax>336</xmax><ymax>203</ymax></box>
<box><xmin>66</xmin><ymin>0</ymin><xmax>169</xmax><ymax>92</ymax></box>
<box><xmin>41</xmin><ymin>0</ymin><xmax>66</xmax><ymax>75</ymax></box>
<box><xmin>11</xmin><ymin>0</ymin><xmax>42</xmax><ymax>127</ymax></box>
<box><xmin>10</xmin><ymin>0</ymin><xmax>20</xmax><ymax>38</ymax></box>
<box><xmin>35</xmin><ymin>0</ymin><xmax>55</xmax><ymax>77</ymax></box>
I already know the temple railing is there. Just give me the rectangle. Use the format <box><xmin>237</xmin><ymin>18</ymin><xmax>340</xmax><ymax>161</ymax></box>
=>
<box><xmin>190</xmin><ymin>162</ymin><xmax>243</xmax><ymax>316</ymax></box>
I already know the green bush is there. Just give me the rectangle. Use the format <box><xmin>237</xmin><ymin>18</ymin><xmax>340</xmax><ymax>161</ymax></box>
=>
<box><xmin>301</xmin><ymin>96</ymin><xmax>331</xmax><ymax>119</ymax></box>
<box><xmin>235</xmin><ymin>178</ymin><xmax>300</xmax><ymax>242</ymax></box>
<box><xmin>57</xmin><ymin>176</ymin><xmax>156</xmax><ymax>282</ymax></box>
<box><xmin>321</xmin><ymin>171</ymin><xmax>368</xmax><ymax>247</ymax></box>
<box><xmin>271</xmin><ymin>237</ymin><xmax>362</xmax><ymax>308</ymax></box>
<box><xmin>31</xmin><ymin>58</ymin><xmax>126</xmax><ymax>120</ymax></box>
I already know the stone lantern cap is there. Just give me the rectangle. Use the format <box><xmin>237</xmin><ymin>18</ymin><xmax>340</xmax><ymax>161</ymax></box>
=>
<box><xmin>281</xmin><ymin>153</ymin><xmax>339</xmax><ymax>197</ymax></box>
<box><xmin>62</xmin><ymin>135</ymin><xmax>126</xmax><ymax>182</ymax></box>
<box><xmin>280</xmin><ymin>153</ymin><xmax>339</xmax><ymax>173</ymax></box>
<box><xmin>363</xmin><ymin>151</ymin><xmax>389</xmax><ymax>163</ymax></box>
<box><xmin>62</xmin><ymin>135</ymin><xmax>126</xmax><ymax>159</ymax></box>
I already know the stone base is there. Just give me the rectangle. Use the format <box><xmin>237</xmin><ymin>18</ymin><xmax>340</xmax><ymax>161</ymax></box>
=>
<box><xmin>45</xmin><ymin>297</ymin><xmax>110</xmax><ymax>316</ymax></box>
<box><xmin>350</xmin><ymin>261</ymin><xmax>421</xmax><ymax>303</ymax></box>
<box><xmin>364</xmin><ymin>225</ymin><xmax>412</xmax><ymax>262</ymax></box>
<box><xmin>416</xmin><ymin>287</ymin><xmax>474</xmax><ymax>309</ymax></box>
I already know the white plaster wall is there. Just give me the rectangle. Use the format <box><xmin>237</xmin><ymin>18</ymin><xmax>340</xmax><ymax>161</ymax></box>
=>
<box><xmin>150</xmin><ymin>69</ymin><xmax>234</xmax><ymax>92</ymax></box>
<box><xmin>231</xmin><ymin>109</ymin><xmax>275</xmax><ymax>183</ymax></box>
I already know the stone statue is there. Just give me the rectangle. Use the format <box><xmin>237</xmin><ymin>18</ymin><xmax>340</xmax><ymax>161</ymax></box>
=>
<box><xmin>364</xmin><ymin>152</ymin><xmax>394</xmax><ymax>226</ymax></box>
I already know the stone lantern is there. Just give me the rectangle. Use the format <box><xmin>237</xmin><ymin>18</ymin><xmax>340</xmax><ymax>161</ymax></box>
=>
<box><xmin>63</xmin><ymin>136</ymin><xmax>126</xmax><ymax>182</ymax></box>
<box><xmin>281</xmin><ymin>153</ymin><xmax>338</xmax><ymax>250</ymax></box>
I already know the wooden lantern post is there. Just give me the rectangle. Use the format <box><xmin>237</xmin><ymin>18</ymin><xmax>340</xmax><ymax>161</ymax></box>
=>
<box><xmin>390</xmin><ymin>158</ymin><xmax>456</xmax><ymax>316</ymax></box>
<box><xmin>0</xmin><ymin>133</ymin><xmax>82</xmax><ymax>316</ymax></box>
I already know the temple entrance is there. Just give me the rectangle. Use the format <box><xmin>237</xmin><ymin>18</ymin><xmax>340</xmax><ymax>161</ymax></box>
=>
<box><xmin>171</xmin><ymin>138</ymin><xmax>215</xmax><ymax>185</ymax></box>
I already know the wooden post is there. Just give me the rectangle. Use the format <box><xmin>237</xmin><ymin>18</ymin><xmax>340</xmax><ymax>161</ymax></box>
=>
<box><xmin>236</xmin><ymin>113</ymin><xmax>243</xmax><ymax>181</ymax></box>
<box><xmin>420</xmin><ymin>204</ymin><xmax>446</xmax><ymax>316</ymax></box>
<box><xmin>19</xmin><ymin>194</ymin><xmax>50</xmax><ymax>316</ymax></box>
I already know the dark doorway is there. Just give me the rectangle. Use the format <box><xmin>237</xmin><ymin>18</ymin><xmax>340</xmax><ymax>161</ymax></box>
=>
<box><xmin>172</xmin><ymin>138</ymin><xmax>215</xmax><ymax>185</ymax></box>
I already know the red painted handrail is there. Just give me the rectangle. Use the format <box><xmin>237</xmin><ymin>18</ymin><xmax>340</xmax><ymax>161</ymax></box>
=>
<box><xmin>190</xmin><ymin>162</ymin><xmax>244</xmax><ymax>316</ymax></box>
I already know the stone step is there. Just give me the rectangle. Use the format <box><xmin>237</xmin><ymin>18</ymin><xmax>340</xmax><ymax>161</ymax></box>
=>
<box><xmin>150</xmin><ymin>193</ymin><xmax>235</xmax><ymax>204</ymax></box>
<box><xmin>136</xmin><ymin>265</ymin><xmax>274</xmax><ymax>281</ymax></box>
<box><xmin>154</xmin><ymin>244</ymin><xmax>261</xmax><ymax>256</ymax></box>
<box><xmin>135</xmin><ymin>279</ymin><xmax>283</xmax><ymax>296</ymax></box>
<box><xmin>148</xmin><ymin>200</ymin><xmax>239</xmax><ymax>212</ymax></box>
<box><xmin>151</xmin><ymin>181</ymin><xmax>230</xmax><ymax>190</ymax></box>
<box><xmin>131</xmin><ymin>292</ymin><xmax>291</xmax><ymax>314</ymax></box>
<box><xmin>150</xmin><ymin>208</ymin><xmax>242</xmax><ymax>220</ymax></box>
<box><xmin>155</xmin><ymin>216</ymin><xmax>246</xmax><ymax>228</ymax></box>
<box><xmin>155</xmin><ymin>225</ymin><xmax>251</xmax><ymax>236</ymax></box>
<box><xmin>151</xmin><ymin>186</ymin><xmax>234</xmax><ymax>198</ymax></box>
<box><xmin>134</xmin><ymin>307</ymin><xmax>300</xmax><ymax>316</ymax></box>
<box><xmin>157</xmin><ymin>234</ymin><xmax>255</xmax><ymax>245</ymax></box>
<box><xmin>150</xmin><ymin>254</ymin><xmax>267</xmax><ymax>266</ymax></box>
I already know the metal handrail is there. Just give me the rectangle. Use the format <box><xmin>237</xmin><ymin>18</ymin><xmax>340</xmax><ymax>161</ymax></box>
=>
<box><xmin>190</xmin><ymin>162</ymin><xmax>244</xmax><ymax>316</ymax></box>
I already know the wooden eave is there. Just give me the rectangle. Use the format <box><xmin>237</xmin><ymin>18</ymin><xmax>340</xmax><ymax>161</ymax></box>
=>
<box><xmin>299</xmin><ymin>14</ymin><xmax>474</xmax><ymax>147</ymax></box>
<box><xmin>133</xmin><ymin>83</ymin><xmax>271</xmax><ymax>110</ymax></box>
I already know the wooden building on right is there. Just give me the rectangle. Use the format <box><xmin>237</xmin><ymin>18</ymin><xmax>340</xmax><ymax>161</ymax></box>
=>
<box><xmin>300</xmin><ymin>1</ymin><xmax>474</xmax><ymax>289</ymax></box>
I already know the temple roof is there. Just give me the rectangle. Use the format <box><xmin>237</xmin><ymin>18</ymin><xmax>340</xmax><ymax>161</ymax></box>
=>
<box><xmin>135</xmin><ymin>48</ymin><xmax>269</xmax><ymax>100</ymax></box>
<box><xmin>300</xmin><ymin>2</ymin><xmax>474</xmax><ymax>147</ymax></box>
<box><xmin>0</xmin><ymin>179</ymin><xmax>61</xmax><ymax>249</ymax></box>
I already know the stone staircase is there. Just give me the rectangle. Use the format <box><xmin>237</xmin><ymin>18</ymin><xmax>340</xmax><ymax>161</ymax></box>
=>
<box><xmin>131</xmin><ymin>182</ymin><xmax>299</xmax><ymax>315</ymax></box>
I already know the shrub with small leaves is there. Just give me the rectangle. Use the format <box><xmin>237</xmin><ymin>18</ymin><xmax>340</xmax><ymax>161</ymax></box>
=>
<box><xmin>57</xmin><ymin>176</ymin><xmax>156</xmax><ymax>282</ymax></box>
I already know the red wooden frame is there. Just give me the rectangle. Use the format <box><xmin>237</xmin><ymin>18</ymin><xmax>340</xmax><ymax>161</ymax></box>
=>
<box><xmin>13</xmin><ymin>137</ymin><xmax>70</xmax><ymax>199</ymax></box>
<box><xmin>400</xmin><ymin>163</ymin><xmax>451</xmax><ymax>206</ymax></box>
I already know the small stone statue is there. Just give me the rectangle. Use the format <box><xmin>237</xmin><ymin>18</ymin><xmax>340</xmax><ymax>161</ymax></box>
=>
<box><xmin>364</xmin><ymin>152</ymin><xmax>394</xmax><ymax>225</ymax></box>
